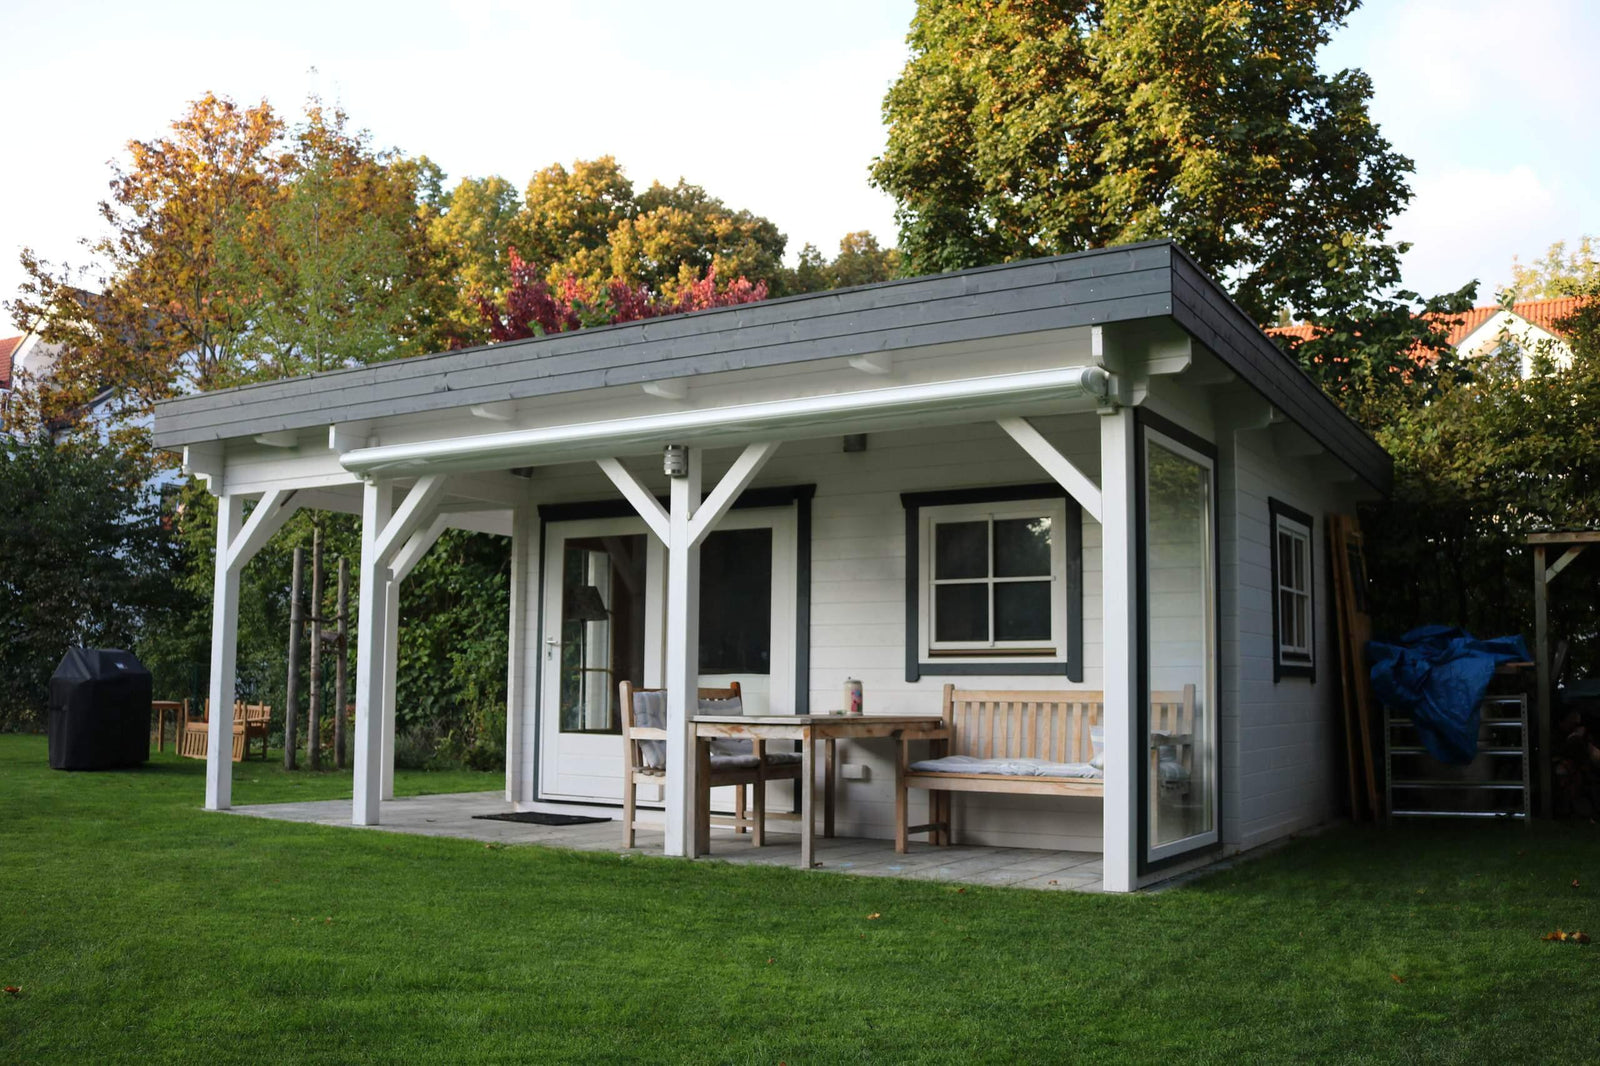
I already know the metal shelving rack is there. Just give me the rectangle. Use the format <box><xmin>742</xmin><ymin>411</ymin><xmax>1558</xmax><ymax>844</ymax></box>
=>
<box><xmin>1384</xmin><ymin>694</ymin><xmax>1531</xmax><ymax>820</ymax></box>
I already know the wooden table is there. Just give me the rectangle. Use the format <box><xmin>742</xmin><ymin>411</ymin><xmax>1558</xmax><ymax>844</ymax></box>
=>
<box><xmin>151</xmin><ymin>701</ymin><xmax>184</xmax><ymax>753</ymax></box>
<box><xmin>691</xmin><ymin>713</ymin><xmax>950</xmax><ymax>868</ymax></box>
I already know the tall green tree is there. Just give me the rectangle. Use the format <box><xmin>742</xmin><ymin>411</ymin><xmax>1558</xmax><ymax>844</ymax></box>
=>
<box><xmin>222</xmin><ymin>102</ymin><xmax>420</xmax><ymax>377</ymax></box>
<box><xmin>872</xmin><ymin>0</ymin><xmax>1407</xmax><ymax>320</ymax></box>
<box><xmin>0</xmin><ymin>434</ymin><xmax>182</xmax><ymax>728</ymax></box>
<box><xmin>871</xmin><ymin>0</ymin><xmax>1473</xmax><ymax>425</ymax></box>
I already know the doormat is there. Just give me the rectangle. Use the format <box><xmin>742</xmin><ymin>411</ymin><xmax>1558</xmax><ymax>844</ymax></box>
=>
<box><xmin>471</xmin><ymin>811</ymin><xmax>611</xmax><ymax>827</ymax></box>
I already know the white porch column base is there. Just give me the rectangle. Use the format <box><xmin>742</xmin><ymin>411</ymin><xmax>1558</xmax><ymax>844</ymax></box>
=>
<box><xmin>1099</xmin><ymin>407</ymin><xmax>1139</xmax><ymax>893</ymax></box>
<box><xmin>353</xmin><ymin>480</ymin><xmax>395</xmax><ymax>826</ymax></box>
<box><xmin>204</xmin><ymin>495</ymin><xmax>244</xmax><ymax>811</ymax></box>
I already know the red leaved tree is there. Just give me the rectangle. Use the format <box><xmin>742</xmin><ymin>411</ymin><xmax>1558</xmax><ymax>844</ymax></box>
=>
<box><xmin>477</xmin><ymin>248</ymin><xmax>767</xmax><ymax>343</ymax></box>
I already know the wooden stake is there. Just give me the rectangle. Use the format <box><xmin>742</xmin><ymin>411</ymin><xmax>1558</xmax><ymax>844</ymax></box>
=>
<box><xmin>308</xmin><ymin>524</ymin><xmax>323</xmax><ymax>771</ymax></box>
<box><xmin>285</xmin><ymin>546</ymin><xmax>303</xmax><ymax>770</ymax></box>
<box><xmin>335</xmin><ymin>556</ymin><xmax>349</xmax><ymax>770</ymax></box>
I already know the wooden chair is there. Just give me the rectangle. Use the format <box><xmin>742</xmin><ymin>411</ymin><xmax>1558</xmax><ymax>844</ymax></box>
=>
<box><xmin>178</xmin><ymin>699</ymin><xmax>272</xmax><ymax>762</ymax></box>
<box><xmin>619</xmin><ymin>680</ymin><xmax>803</xmax><ymax>848</ymax></box>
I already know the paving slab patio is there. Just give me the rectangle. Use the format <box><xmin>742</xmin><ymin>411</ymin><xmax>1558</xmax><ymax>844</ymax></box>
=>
<box><xmin>225</xmin><ymin>790</ymin><xmax>1103</xmax><ymax>893</ymax></box>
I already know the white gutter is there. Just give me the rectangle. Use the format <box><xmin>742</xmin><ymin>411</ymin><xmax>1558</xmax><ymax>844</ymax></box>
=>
<box><xmin>339</xmin><ymin>365</ymin><xmax>1111</xmax><ymax>477</ymax></box>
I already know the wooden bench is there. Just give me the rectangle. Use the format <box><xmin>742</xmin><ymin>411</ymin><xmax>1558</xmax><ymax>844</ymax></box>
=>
<box><xmin>894</xmin><ymin>684</ymin><xmax>1196</xmax><ymax>852</ymax></box>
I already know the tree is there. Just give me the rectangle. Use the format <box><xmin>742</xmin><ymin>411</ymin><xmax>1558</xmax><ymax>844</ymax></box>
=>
<box><xmin>1507</xmin><ymin>236</ymin><xmax>1599</xmax><ymax>300</ymax></box>
<box><xmin>873</xmin><ymin>1</ymin><xmax>1412</xmax><ymax>318</ymax></box>
<box><xmin>424</xmin><ymin>173</ymin><xmax>526</xmax><ymax>340</ymax></box>
<box><xmin>0</xmin><ymin>434</ymin><xmax>182</xmax><ymax>728</ymax></box>
<box><xmin>871</xmin><ymin>0</ymin><xmax>1475</xmax><ymax>426</ymax></box>
<box><xmin>221</xmin><ymin>102</ymin><xmax>420</xmax><ymax>377</ymax></box>
<box><xmin>477</xmin><ymin>248</ymin><xmax>767</xmax><ymax>342</ymax></box>
<box><xmin>9</xmin><ymin>94</ymin><xmax>287</xmax><ymax>424</ymax></box>
<box><xmin>776</xmin><ymin>232</ymin><xmax>902</xmax><ymax>295</ymax></box>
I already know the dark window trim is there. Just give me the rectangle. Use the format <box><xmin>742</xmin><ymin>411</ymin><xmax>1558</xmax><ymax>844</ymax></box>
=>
<box><xmin>1267</xmin><ymin>497</ymin><xmax>1316</xmax><ymax>683</ymax></box>
<box><xmin>900</xmin><ymin>482</ymin><xmax>1083</xmax><ymax>682</ymax></box>
<box><xmin>537</xmin><ymin>484</ymin><xmax>815</xmax><ymax>736</ymax></box>
<box><xmin>1136</xmin><ymin>410</ymin><xmax>1223</xmax><ymax>877</ymax></box>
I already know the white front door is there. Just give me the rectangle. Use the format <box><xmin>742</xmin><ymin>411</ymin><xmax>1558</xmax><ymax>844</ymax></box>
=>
<box><xmin>538</xmin><ymin>506</ymin><xmax>798</xmax><ymax>806</ymax></box>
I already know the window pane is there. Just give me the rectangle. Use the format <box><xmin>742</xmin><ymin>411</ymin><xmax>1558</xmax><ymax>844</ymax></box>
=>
<box><xmin>934</xmin><ymin>521</ymin><xmax>988</xmax><ymax>579</ymax></box>
<box><xmin>699</xmin><ymin>527</ymin><xmax>772</xmax><ymax>674</ymax></box>
<box><xmin>1144</xmin><ymin>441</ymin><xmax>1213</xmax><ymax>851</ymax></box>
<box><xmin>1292</xmin><ymin>534</ymin><xmax>1307</xmax><ymax>592</ymax></box>
<box><xmin>1280</xmin><ymin>589</ymin><xmax>1298</xmax><ymax>648</ymax></box>
<box><xmin>1277</xmin><ymin>530</ymin><xmax>1293</xmax><ymax>588</ymax></box>
<box><xmin>993</xmin><ymin>516</ymin><xmax>1052</xmax><ymax>577</ymax></box>
<box><xmin>994</xmin><ymin>581</ymin><xmax>1051</xmax><ymax>641</ymax></box>
<box><xmin>934</xmin><ymin>583</ymin><xmax>988</xmax><ymax>642</ymax></box>
<box><xmin>559</xmin><ymin>535</ymin><xmax>647</xmax><ymax>733</ymax></box>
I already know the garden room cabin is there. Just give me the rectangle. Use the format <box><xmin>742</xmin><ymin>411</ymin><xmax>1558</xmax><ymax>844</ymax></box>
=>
<box><xmin>151</xmin><ymin>240</ymin><xmax>1385</xmax><ymax>892</ymax></box>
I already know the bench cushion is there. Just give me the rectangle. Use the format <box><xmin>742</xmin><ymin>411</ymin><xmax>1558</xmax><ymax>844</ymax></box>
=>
<box><xmin>908</xmin><ymin>755</ymin><xmax>1102</xmax><ymax>779</ymax></box>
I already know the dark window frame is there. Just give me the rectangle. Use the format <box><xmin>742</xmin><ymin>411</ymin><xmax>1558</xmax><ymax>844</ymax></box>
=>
<box><xmin>900</xmin><ymin>483</ymin><xmax>1083</xmax><ymax>681</ymax></box>
<box><xmin>1268</xmin><ymin>498</ymin><xmax>1316</xmax><ymax>683</ymax></box>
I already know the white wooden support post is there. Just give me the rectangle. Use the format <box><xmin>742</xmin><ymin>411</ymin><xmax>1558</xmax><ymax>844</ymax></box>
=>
<box><xmin>379</xmin><ymin>583</ymin><xmax>401</xmax><ymax>801</ymax></box>
<box><xmin>353</xmin><ymin>480</ymin><xmax>395</xmax><ymax>825</ymax></box>
<box><xmin>205</xmin><ymin>495</ymin><xmax>244</xmax><ymax>811</ymax></box>
<box><xmin>206</xmin><ymin>489</ymin><xmax>303</xmax><ymax>811</ymax></box>
<box><xmin>506</xmin><ymin>504</ymin><xmax>536</xmax><ymax>804</ymax></box>
<box><xmin>1099</xmin><ymin>406</ymin><xmax>1139</xmax><ymax>893</ymax></box>
<box><xmin>663</xmin><ymin>448</ymin><xmax>703</xmax><ymax>857</ymax></box>
<box><xmin>599</xmin><ymin>442</ymin><xmax>778</xmax><ymax>856</ymax></box>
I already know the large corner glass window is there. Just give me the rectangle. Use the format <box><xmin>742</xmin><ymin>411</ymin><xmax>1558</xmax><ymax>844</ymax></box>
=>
<box><xmin>1269</xmin><ymin>500</ymin><xmax>1315</xmax><ymax>681</ymax></box>
<box><xmin>1141</xmin><ymin>423</ymin><xmax>1219</xmax><ymax>865</ymax></box>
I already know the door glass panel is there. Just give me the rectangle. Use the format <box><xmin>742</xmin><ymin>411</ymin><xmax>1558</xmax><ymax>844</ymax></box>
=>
<box><xmin>700</xmin><ymin>527</ymin><xmax>772</xmax><ymax>674</ymax></box>
<box><xmin>558</xmin><ymin>535</ymin><xmax>646</xmax><ymax>733</ymax></box>
<box><xmin>1144</xmin><ymin>439</ymin><xmax>1215</xmax><ymax>852</ymax></box>
<box><xmin>934</xmin><ymin>521</ymin><xmax>988</xmax><ymax>579</ymax></box>
<box><xmin>994</xmin><ymin>581</ymin><xmax>1051</xmax><ymax>641</ymax></box>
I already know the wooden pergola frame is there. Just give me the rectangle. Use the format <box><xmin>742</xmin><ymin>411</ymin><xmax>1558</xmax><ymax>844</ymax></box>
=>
<box><xmin>1529</xmin><ymin>530</ymin><xmax>1599</xmax><ymax>815</ymax></box>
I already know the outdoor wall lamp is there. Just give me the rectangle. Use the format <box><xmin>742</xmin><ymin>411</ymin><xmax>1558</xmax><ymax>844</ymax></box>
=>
<box><xmin>663</xmin><ymin>444</ymin><xmax>689</xmax><ymax>477</ymax></box>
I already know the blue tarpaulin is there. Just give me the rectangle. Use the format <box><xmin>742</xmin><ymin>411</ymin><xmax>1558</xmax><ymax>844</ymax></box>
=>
<box><xmin>1367</xmin><ymin>626</ymin><xmax>1530</xmax><ymax>765</ymax></box>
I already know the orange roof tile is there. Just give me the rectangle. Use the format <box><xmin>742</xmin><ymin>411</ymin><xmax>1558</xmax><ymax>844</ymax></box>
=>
<box><xmin>0</xmin><ymin>335</ymin><xmax>21</xmax><ymax>390</ymax></box>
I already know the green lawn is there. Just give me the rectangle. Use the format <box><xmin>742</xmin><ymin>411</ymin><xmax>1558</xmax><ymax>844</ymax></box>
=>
<box><xmin>1</xmin><ymin>735</ymin><xmax>1595</xmax><ymax>1063</ymax></box>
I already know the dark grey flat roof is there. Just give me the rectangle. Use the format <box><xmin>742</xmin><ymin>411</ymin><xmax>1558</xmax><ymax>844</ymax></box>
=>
<box><xmin>152</xmin><ymin>240</ymin><xmax>1390</xmax><ymax>492</ymax></box>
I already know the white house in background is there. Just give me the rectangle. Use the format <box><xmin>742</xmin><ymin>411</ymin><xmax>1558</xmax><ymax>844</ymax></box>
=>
<box><xmin>0</xmin><ymin>330</ymin><xmax>65</xmax><ymax>424</ymax></box>
<box><xmin>151</xmin><ymin>240</ymin><xmax>1387</xmax><ymax>892</ymax></box>
<box><xmin>1271</xmin><ymin>295</ymin><xmax>1588</xmax><ymax>375</ymax></box>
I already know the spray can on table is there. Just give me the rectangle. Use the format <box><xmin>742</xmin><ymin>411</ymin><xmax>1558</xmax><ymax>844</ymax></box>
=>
<box><xmin>844</xmin><ymin>677</ymin><xmax>863</xmax><ymax>716</ymax></box>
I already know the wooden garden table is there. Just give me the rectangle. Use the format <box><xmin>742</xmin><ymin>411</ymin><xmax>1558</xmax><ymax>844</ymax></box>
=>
<box><xmin>691</xmin><ymin>713</ymin><xmax>950</xmax><ymax>868</ymax></box>
<box><xmin>151</xmin><ymin>701</ymin><xmax>184</xmax><ymax>753</ymax></box>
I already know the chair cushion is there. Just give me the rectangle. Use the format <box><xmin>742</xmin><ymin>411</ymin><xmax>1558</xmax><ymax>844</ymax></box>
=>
<box><xmin>763</xmin><ymin>751</ymin><xmax>802</xmax><ymax>766</ymax></box>
<box><xmin>709</xmin><ymin>753</ymin><xmax>760</xmax><ymax>771</ymax></box>
<box><xmin>908</xmin><ymin>755</ymin><xmax>1102</xmax><ymax>779</ymax></box>
<box><xmin>633</xmin><ymin>690</ymin><xmax>667</xmax><ymax>769</ymax></box>
<box><xmin>1089</xmin><ymin>726</ymin><xmax>1105</xmax><ymax>771</ymax></box>
<box><xmin>699</xmin><ymin>695</ymin><xmax>750</xmax><ymax>757</ymax></box>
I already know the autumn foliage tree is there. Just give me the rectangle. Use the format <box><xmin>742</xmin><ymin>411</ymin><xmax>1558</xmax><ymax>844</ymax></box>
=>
<box><xmin>10</xmin><ymin>94</ymin><xmax>288</xmax><ymax>438</ymax></box>
<box><xmin>477</xmin><ymin>248</ymin><xmax>768</xmax><ymax>342</ymax></box>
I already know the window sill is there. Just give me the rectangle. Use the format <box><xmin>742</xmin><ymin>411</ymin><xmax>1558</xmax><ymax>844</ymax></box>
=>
<box><xmin>914</xmin><ymin>660</ymin><xmax>1074</xmax><ymax>677</ymax></box>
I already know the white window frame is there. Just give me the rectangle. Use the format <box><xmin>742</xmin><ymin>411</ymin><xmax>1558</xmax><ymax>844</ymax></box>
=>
<box><xmin>917</xmin><ymin>497</ymin><xmax>1068</xmax><ymax>663</ymax></box>
<box><xmin>1270</xmin><ymin>501</ymin><xmax>1315</xmax><ymax>680</ymax></box>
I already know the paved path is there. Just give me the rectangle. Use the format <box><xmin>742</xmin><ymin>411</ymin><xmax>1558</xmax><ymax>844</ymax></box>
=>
<box><xmin>228</xmin><ymin>791</ymin><xmax>1104</xmax><ymax>892</ymax></box>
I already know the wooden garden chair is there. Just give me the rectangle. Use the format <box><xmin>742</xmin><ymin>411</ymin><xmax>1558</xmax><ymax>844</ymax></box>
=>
<box><xmin>177</xmin><ymin>699</ymin><xmax>271</xmax><ymax>762</ymax></box>
<box><xmin>619</xmin><ymin>680</ymin><xmax>803</xmax><ymax>848</ymax></box>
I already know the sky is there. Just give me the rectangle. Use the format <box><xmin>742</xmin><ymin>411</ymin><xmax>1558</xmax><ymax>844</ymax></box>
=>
<box><xmin>2</xmin><ymin>0</ymin><xmax>1595</xmax><ymax>328</ymax></box>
